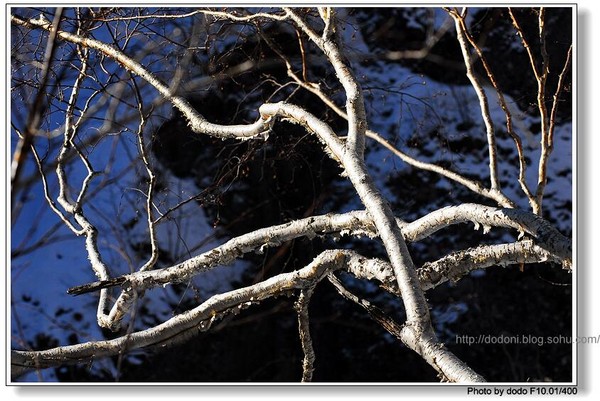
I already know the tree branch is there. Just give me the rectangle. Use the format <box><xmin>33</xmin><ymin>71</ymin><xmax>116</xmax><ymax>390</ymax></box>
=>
<box><xmin>447</xmin><ymin>8</ymin><xmax>501</xmax><ymax>193</ymax></box>
<box><xmin>450</xmin><ymin>10</ymin><xmax>536</xmax><ymax>211</ymax></box>
<box><xmin>327</xmin><ymin>273</ymin><xmax>485</xmax><ymax>382</ymax></box>
<box><xmin>14</xmin><ymin>250</ymin><xmax>347</xmax><ymax>380</ymax></box>
<box><xmin>67</xmin><ymin>203</ymin><xmax>571</xmax><ymax>328</ymax></box>
<box><xmin>284</xmin><ymin>8</ymin><xmax>368</xmax><ymax>156</ymax></box>
<box><xmin>295</xmin><ymin>287</ymin><xmax>316</xmax><ymax>382</ymax></box>
<box><xmin>11</xmin><ymin>13</ymin><xmax>274</xmax><ymax>141</ymax></box>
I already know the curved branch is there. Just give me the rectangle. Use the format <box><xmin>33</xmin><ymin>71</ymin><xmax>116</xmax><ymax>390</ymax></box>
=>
<box><xmin>417</xmin><ymin>240</ymin><xmax>563</xmax><ymax>291</ymax></box>
<box><xmin>68</xmin><ymin>202</ymin><xmax>570</xmax><ymax>332</ymax></box>
<box><xmin>284</xmin><ymin>8</ymin><xmax>367</xmax><ymax>156</ymax></box>
<box><xmin>68</xmin><ymin>204</ymin><xmax>571</xmax><ymax>297</ymax></box>
<box><xmin>10</xmin><ymin>13</ymin><xmax>273</xmax><ymax>140</ymax></box>
<box><xmin>74</xmin><ymin>209</ymin><xmax>386</xmax><ymax>329</ymax></box>
<box><xmin>18</xmin><ymin>241</ymin><xmax>562</xmax><ymax>382</ymax></box>
<box><xmin>447</xmin><ymin>8</ymin><xmax>501</xmax><ymax>193</ymax></box>
<box><xmin>402</xmin><ymin>203</ymin><xmax>571</xmax><ymax>265</ymax></box>
<box><xmin>340</xmin><ymin>242</ymin><xmax>563</xmax><ymax>295</ymax></box>
<box><xmin>13</xmin><ymin>250</ymin><xmax>346</xmax><ymax>379</ymax></box>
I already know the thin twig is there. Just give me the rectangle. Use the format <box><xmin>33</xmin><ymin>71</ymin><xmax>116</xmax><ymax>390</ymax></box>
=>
<box><xmin>447</xmin><ymin>8</ymin><xmax>500</xmax><ymax>193</ymax></box>
<box><xmin>295</xmin><ymin>287</ymin><xmax>316</xmax><ymax>382</ymax></box>
<box><xmin>453</xmin><ymin>12</ymin><xmax>535</xmax><ymax>210</ymax></box>
<box><xmin>11</xmin><ymin>9</ymin><xmax>63</xmax><ymax>200</ymax></box>
<box><xmin>131</xmin><ymin>78</ymin><xmax>158</xmax><ymax>272</ymax></box>
<box><xmin>327</xmin><ymin>273</ymin><xmax>405</xmax><ymax>339</ymax></box>
<box><xmin>262</xmin><ymin>31</ymin><xmax>514</xmax><ymax>208</ymax></box>
<box><xmin>538</xmin><ymin>44</ymin><xmax>572</xmax><ymax>210</ymax></box>
<box><xmin>508</xmin><ymin>8</ymin><xmax>555</xmax><ymax>215</ymax></box>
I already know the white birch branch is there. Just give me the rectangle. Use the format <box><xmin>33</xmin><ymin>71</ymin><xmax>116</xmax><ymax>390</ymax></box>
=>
<box><xmin>327</xmin><ymin>273</ymin><xmax>484</xmax><ymax>382</ymax></box>
<box><xmin>295</xmin><ymin>287</ymin><xmax>316</xmax><ymax>382</ymax></box>
<box><xmin>13</xmin><ymin>235</ymin><xmax>564</xmax><ymax>381</ymax></box>
<box><xmin>447</xmin><ymin>8</ymin><xmax>501</xmax><ymax>193</ymax></box>
<box><xmin>417</xmin><ymin>240</ymin><xmax>563</xmax><ymax>291</ymax></box>
<box><xmin>69</xmin><ymin>203</ymin><xmax>570</xmax><ymax>330</ymax></box>
<box><xmin>13</xmin><ymin>250</ymin><xmax>346</xmax><ymax>380</ymax></box>
<box><xmin>283</xmin><ymin>8</ymin><xmax>368</xmax><ymax>156</ymax></box>
<box><xmin>20</xmin><ymin>240</ymin><xmax>560</xmax><ymax>382</ymax></box>
<box><xmin>11</xmin><ymin>14</ymin><xmax>274</xmax><ymax>141</ymax></box>
<box><xmin>403</xmin><ymin>203</ymin><xmax>571</xmax><ymax>265</ymax></box>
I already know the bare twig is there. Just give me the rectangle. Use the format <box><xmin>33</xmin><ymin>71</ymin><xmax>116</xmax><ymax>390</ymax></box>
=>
<box><xmin>327</xmin><ymin>273</ymin><xmax>478</xmax><ymax>382</ymax></box>
<box><xmin>24</xmin><ymin>130</ymin><xmax>82</xmax><ymax>234</ymax></box>
<box><xmin>131</xmin><ymin>78</ymin><xmax>158</xmax><ymax>272</ymax></box>
<box><xmin>11</xmin><ymin>13</ymin><xmax>273</xmax><ymax>140</ymax></box>
<box><xmin>548</xmin><ymin>45</ymin><xmax>572</xmax><ymax>147</ymax></box>
<box><xmin>508</xmin><ymin>8</ymin><xmax>561</xmax><ymax>215</ymax></box>
<box><xmin>260</xmin><ymin>32</ymin><xmax>514</xmax><ymax>208</ymax></box>
<box><xmin>452</xmin><ymin>11</ymin><xmax>536</xmax><ymax>210</ymax></box>
<box><xmin>11</xmin><ymin>9</ymin><xmax>63</xmax><ymax>200</ymax></box>
<box><xmin>295</xmin><ymin>287</ymin><xmax>316</xmax><ymax>382</ymax></box>
<box><xmin>447</xmin><ymin>8</ymin><xmax>501</xmax><ymax>193</ymax></box>
<box><xmin>539</xmin><ymin>44</ymin><xmax>572</xmax><ymax>209</ymax></box>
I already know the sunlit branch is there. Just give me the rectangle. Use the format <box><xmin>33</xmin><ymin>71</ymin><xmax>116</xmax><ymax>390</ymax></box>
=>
<box><xmin>452</xmin><ymin>12</ymin><xmax>536</xmax><ymax>211</ymax></box>
<box><xmin>508</xmin><ymin>8</ymin><xmax>556</xmax><ymax>215</ymax></box>
<box><xmin>11</xmin><ymin>13</ymin><xmax>273</xmax><ymax>141</ymax></box>
<box><xmin>10</xmin><ymin>7</ymin><xmax>572</xmax><ymax>383</ymax></box>
<box><xmin>14</xmin><ymin>248</ymin><xmax>509</xmax><ymax>382</ymax></box>
<box><xmin>68</xmin><ymin>203</ymin><xmax>571</xmax><ymax>318</ymax></box>
<box><xmin>447</xmin><ymin>8</ymin><xmax>501</xmax><ymax>193</ymax></box>
<box><xmin>131</xmin><ymin>78</ymin><xmax>158</xmax><ymax>272</ymax></box>
<box><xmin>54</xmin><ymin>22</ymin><xmax>112</xmax><ymax>327</ymax></box>
<box><xmin>199</xmin><ymin>8</ymin><xmax>288</xmax><ymax>22</ymax></box>
<box><xmin>13</xmin><ymin>250</ymin><xmax>346</xmax><ymax>380</ymax></box>
<box><xmin>284</xmin><ymin>8</ymin><xmax>367</xmax><ymax>156</ymax></box>
<box><xmin>417</xmin><ymin>240</ymin><xmax>563</xmax><ymax>291</ymax></box>
<box><xmin>295</xmin><ymin>287</ymin><xmax>316</xmax><ymax>382</ymax></box>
